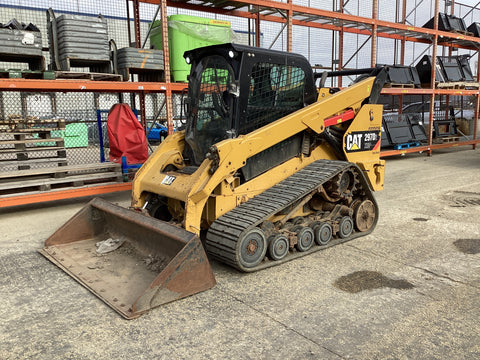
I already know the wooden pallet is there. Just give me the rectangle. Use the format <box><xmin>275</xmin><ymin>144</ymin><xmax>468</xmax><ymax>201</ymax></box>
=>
<box><xmin>451</xmin><ymin>29</ymin><xmax>473</xmax><ymax>37</ymax></box>
<box><xmin>0</xmin><ymin>69</ymin><xmax>55</xmax><ymax>80</ymax></box>
<box><xmin>436</xmin><ymin>82</ymin><xmax>480</xmax><ymax>89</ymax></box>
<box><xmin>0</xmin><ymin>141</ymin><xmax>67</xmax><ymax>162</ymax></box>
<box><xmin>0</xmin><ymin>162</ymin><xmax>120</xmax><ymax>180</ymax></box>
<box><xmin>0</xmin><ymin>145</ymin><xmax>65</xmax><ymax>154</ymax></box>
<box><xmin>0</xmin><ymin>131</ymin><xmax>64</xmax><ymax>144</ymax></box>
<box><xmin>0</xmin><ymin>157</ymin><xmax>67</xmax><ymax>169</ymax></box>
<box><xmin>384</xmin><ymin>83</ymin><xmax>415</xmax><ymax>88</ymax></box>
<box><xmin>55</xmin><ymin>71</ymin><xmax>122</xmax><ymax>81</ymax></box>
<box><xmin>1</xmin><ymin>127</ymin><xmax>64</xmax><ymax>133</ymax></box>
<box><xmin>0</xmin><ymin>116</ymin><xmax>65</xmax><ymax>131</ymax></box>
<box><xmin>0</xmin><ymin>162</ymin><xmax>123</xmax><ymax>197</ymax></box>
<box><xmin>433</xmin><ymin>136</ymin><xmax>460</xmax><ymax>143</ymax></box>
<box><xmin>0</xmin><ymin>130</ymin><xmax>67</xmax><ymax>170</ymax></box>
<box><xmin>0</xmin><ymin>135</ymin><xmax>64</xmax><ymax>146</ymax></box>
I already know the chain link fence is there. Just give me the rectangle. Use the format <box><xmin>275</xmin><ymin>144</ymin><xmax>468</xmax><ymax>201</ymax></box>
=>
<box><xmin>0</xmin><ymin>90</ymin><xmax>186</xmax><ymax>171</ymax></box>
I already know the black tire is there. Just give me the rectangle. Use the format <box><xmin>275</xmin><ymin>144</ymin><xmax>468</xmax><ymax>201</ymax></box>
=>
<box><xmin>338</xmin><ymin>216</ymin><xmax>354</xmax><ymax>238</ymax></box>
<box><xmin>314</xmin><ymin>222</ymin><xmax>333</xmax><ymax>245</ymax></box>
<box><xmin>236</xmin><ymin>228</ymin><xmax>267</xmax><ymax>269</ymax></box>
<box><xmin>147</xmin><ymin>197</ymin><xmax>172</xmax><ymax>222</ymax></box>
<box><xmin>295</xmin><ymin>227</ymin><xmax>315</xmax><ymax>252</ymax></box>
<box><xmin>267</xmin><ymin>234</ymin><xmax>289</xmax><ymax>261</ymax></box>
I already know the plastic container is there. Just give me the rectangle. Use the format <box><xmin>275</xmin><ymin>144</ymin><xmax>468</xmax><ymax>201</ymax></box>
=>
<box><xmin>150</xmin><ymin>15</ymin><xmax>232</xmax><ymax>82</ymax></box>
<box><xmin>51</xmin><ymin>123</ymin><xmax>88</xmax><ymax>148</ymax></box>
<box><xmin>48</xmin><ymin>13</ymin><xmax>110</xmax><ymax>71</ymax></box>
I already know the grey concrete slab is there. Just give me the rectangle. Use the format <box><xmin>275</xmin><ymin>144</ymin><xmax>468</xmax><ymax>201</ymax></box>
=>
<box><xmin>1</xmin><ymin>148</ymin><xmax>479</xmax><ymax>359</ymax></box>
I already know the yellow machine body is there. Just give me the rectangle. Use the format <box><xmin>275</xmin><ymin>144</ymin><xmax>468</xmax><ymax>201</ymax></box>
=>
<box><xmin>131</xmin><ymin>77</ymin><xmax>385</xmax><ymax>234</ymax></box>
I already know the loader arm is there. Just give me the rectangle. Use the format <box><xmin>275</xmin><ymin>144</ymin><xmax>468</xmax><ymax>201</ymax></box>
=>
<box><xmin>202</xmin><ymin>76</ymin><xmax>379</xmax><ymax>171</ymax></box>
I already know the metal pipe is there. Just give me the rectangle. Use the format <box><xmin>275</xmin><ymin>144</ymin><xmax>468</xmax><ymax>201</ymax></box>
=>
<box><xmin>314</xmin><ymin>67</ymin><xmax>381</xmax><ymax>78</ymax></box>
<box><xmin>338</xmin><ymin>0</ymin><xmax>344</xmax><ymax>87</ymax></box>
<box><xmin>255</xmin><ymin>6</ymin><xmax>261</xmax><ymax>47</ymax></box>
<box><xmin>133</xmin><ymin>0</ymin><xmax>141</xmax><ymax>47</ymax></box>
<box><xmin>141</xmin><ymin>2</ymin><xmax>162</xmax><ymax>49</ymax></box>
<box><xmin>427</xmin><ymin>0</ymin><xmax>440</xmax><ymax>156</ymax></box>
<box><xmin>126</xmin><ymin>0</ymin><xmax>132</xmax><ymax>46</ymax></box>
<box><xmin>287</xmin><ymin>0</ymin><xmax>292</xmax><ymax>52</ymax></box>
<box><xmin>269</xmin><ymin>21</ymin><xmax>287</xmax><ymax>49</ymax></box>
<box><xmin>371</xmin><ymin>0</ymin><xmax>378</xmax><ymax>68</ymax></box>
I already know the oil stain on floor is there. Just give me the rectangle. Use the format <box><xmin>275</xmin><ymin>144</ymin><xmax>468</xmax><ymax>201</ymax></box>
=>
<box><xmin>453</xmin><ymin>239</ymin><xmax>480</xmax><ymax>255</ymax></box>
<box><xmin>412</xmin><ymin>217</ymin><xmax>429</xmax><ymax>222</ymax></box>
<box><xmin>333</xmin><ymin>270</ymin><xmax>415</xmax><ymax>293</ymax></box>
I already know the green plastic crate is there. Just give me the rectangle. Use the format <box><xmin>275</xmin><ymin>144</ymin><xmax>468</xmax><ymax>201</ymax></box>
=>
<box><xmin>42</xmin><ymin>123</ymin><xmax>88</xmax><ymax>148</ymax></box>
<box><xmin>150</xmin><ymin>15</ymin><xmax>232</xmax><ymax>82</ymax></box>
<box><xmin>64</xmin><ymin>123</ymin><xmax>88</xmax><ymax>148</ymax></box>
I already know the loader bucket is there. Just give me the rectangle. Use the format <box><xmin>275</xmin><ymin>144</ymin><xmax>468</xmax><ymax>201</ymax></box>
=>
<box><xmin>39</xmin><ymin>198</ymin><xmax>216</xmax><ymax>319</ymax></box>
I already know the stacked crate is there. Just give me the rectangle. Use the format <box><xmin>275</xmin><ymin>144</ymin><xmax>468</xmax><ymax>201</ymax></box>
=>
<box><xmin>116</xmin><ymin>48</ymin><xmax>165</xmax><ymax>82</ymax></box>
<box><xmin>0</xmin><ymin>20</ymin><xmax>44</xmax><ymax>71</ymax></box>
<box><xmin>48</xmin><ymin>12</ymin><xmax>110</xmax><ymax>73</ymax></box>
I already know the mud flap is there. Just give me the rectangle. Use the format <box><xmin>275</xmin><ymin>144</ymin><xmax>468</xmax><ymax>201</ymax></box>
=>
<box><xmin>39</xmin><ymin>198</ymin><xmax>216</xmax><ymax>319</ymax></box>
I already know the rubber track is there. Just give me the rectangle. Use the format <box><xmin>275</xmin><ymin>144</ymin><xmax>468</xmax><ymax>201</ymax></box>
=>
<box><xmin>206</xmin><ymin>159</ymin><xmax>375</xmax><ymax>272</ymax></box>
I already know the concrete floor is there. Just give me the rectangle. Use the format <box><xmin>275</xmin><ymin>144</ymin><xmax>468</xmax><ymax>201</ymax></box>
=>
<box><xmin>1</xmin><ymin>148</ymin><xmax>480</xmax><ymax>359</ymax></box>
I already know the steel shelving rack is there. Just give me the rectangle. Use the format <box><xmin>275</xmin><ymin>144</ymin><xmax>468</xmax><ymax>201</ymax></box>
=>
<box><xmin>1</xmin><ymin>0</ymin><xmax>479</xmax><ymax>153</ymax></box>
<box><xmin>154</xmin><ymin>0</ymin><xmax>480</xmax><ymax>156</ymax></box>
<box><xmin>1</xmin><ymin>0</ymin><xmax>479</xmax><ymax>206</ymax></box>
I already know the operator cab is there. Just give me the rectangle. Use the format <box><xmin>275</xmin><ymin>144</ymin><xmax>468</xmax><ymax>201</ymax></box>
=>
<box><xmin>183</xmin><ymin>43</ymin><xmax>317</xmax><ymax>177</ymax></box>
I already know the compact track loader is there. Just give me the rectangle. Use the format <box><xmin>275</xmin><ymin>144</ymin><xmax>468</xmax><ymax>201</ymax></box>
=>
<box><xmin>40</xmin><ymin>43</ymin><xmax>386</xmax><ymax>318</ymax></box>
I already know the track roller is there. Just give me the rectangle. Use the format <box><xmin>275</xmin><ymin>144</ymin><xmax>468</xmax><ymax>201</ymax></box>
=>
<box><xmin>313</xmin><ymin>222</ymin><xmax>333</xmax><ymax>245</ymax></box>
<box><xmin>267</xmin><ymin>234</ymin><xmax>289</xmax><ymax>261</ymax></box>
<box><xmin>237</xmin><ymin>228</ymin><xmax>267</xmax><ymax>269</ymax></box>
<box><xmin>293</xmin><ymin>226</ymin><xmax>315</xmax><ymax>252</ymax></box>
<box><xmin>338</xmin><ymin>216</ymin><xmax>354</xmax><ymax>238</ymax></box>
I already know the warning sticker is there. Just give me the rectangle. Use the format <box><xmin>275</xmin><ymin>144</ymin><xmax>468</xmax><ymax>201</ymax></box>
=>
<box><xmin>22</xmin><ymin>32</ymin><xmax>35</xmax><ymax>45</ymax></box>
<box><xmin>161</xmin><ymin>175</ymin><xmax>176</xmax><ymax>185</ymax></box>
<box><xmin>345</xmin><ymin>131</ymin><xmax>380</xmax><ymax>153</ymax></box>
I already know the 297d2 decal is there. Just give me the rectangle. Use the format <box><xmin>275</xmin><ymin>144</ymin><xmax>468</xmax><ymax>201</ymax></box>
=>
<box><xmin>345</xmin><ymin>131</ymin><xmax>381</xmax><ymax>153</ymax></box>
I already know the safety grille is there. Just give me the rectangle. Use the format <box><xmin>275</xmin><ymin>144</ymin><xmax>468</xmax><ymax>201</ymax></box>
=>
<box><xmin>240</xmin><ymin>62</ymin><xmax>306</xmax><ymax>134</ymax></box>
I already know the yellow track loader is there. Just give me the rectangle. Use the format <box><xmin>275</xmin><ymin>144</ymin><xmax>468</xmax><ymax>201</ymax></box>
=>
<box><xmin>40</xmin><ymin>43</ymin><xmax>386</xmax><ymax>319</ymax></box>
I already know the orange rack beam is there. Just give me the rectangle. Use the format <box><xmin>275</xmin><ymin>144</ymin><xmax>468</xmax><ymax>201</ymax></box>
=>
<box><xmin>381</xmin><ymin>140</ymin><xmax>480</xmax><ymax>158</ymax></box>
<box><xmin>0</xmin><ymin>182</ymin><xmax>132</xmax><ymax>208</ymax></box>
<box><xmin>0</xmin><ymin>79</ymin><xmax>187</xmax><ymax>93</ymax></box>
<box><xmin>382</xmin><ymin>88</ymin><xmax>480</xmax><ymax>96</ymax></box>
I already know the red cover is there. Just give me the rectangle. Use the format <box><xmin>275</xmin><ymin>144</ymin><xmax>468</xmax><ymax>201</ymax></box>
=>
<box><xmin>107</xmin><ymin>103</ymin><xmax>148</xmax><ymax>164</ymax></box>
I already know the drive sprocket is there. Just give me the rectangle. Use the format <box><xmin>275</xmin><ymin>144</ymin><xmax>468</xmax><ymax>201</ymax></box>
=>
<box><xmin>325</xmin><ymin>169</ymin><xmax>358</xmax><ymax>199</ymax></box>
